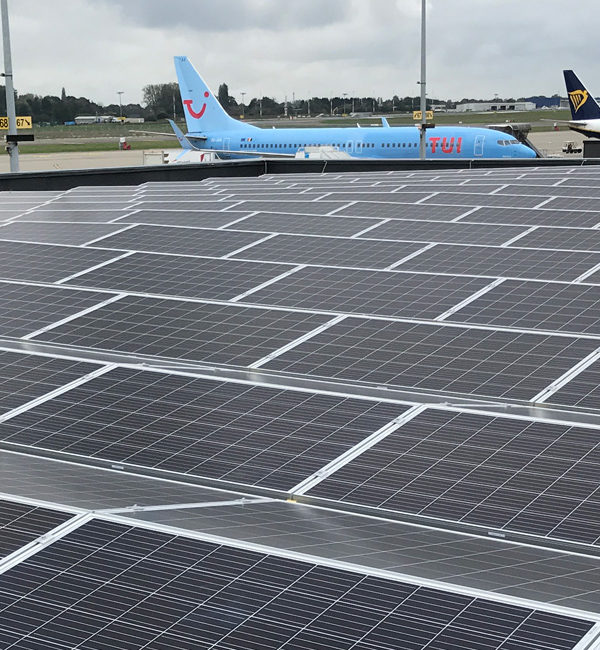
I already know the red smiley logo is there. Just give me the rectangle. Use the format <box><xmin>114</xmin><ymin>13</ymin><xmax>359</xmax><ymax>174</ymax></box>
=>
<box><xmin>184</xmin><ymin>91</ymin><xmax>210</xmax><ymax>119</ymax></box>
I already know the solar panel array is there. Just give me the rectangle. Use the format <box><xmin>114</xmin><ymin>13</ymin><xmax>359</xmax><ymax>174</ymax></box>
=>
<box><xmin>1</xmin><ymin>166</ymin><xmax>600</xmax><ymax>648</ymax></box>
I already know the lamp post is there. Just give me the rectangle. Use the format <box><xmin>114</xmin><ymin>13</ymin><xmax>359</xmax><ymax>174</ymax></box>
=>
<box><xmin>240</xmin><ymin>91</ymin><xmax>246</xmax><ymax>117</ymax></box>
<box><xmin>343</xmin><ymin>93</ymin><xmax>348</xmax><ymax>115</ymax></box>
<box><xmin>418</xmin><ymin>0</ymin><xmax>427</xmax><ymax>160</ymax></box>
<box><xmin>1</xmin><ymin>0</ymin><xmax>18</xmax><ymax>172</ymax></box>
<box><xmin>117</xmin><ymin>91</ymin><xmax>124</xmax><ymax>121</ymax></box>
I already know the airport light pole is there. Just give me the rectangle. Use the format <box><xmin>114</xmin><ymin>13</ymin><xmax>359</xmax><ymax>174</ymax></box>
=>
<box><xmin>418</xmin><ymin>0</ymin><xmax>427</xmax><ymax>160</ymax></box>
<box><xmin>117</xmin><ymin>91</ymin><xmax>124</xmax><ymax>120</ymax></box>
<box><xmin>1</xmin><ymin>0</ymin><xmax>19</xmax><ymax>172</ymax></box>
<box><xmin>240</xmin><ymin>91</ymin><xmax>246</xmax><ymax>117</ymax></box>
<box><xmin>343</xmin><ymin>93</ymin><xmax>348</xmax><ymax>115</ymax></box>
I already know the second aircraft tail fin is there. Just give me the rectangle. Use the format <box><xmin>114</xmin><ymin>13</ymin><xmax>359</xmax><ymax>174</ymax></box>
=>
<box><xmin>563</xmin><ymin>70</ymin><xmax>600</xmax><ymax>120</ymax></box>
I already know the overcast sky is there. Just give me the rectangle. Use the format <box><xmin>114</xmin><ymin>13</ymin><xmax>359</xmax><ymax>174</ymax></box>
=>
<box><xmin>2</xmin><ymin>0</ymin><xmax>596</xmax><ymax>106</ymax></box>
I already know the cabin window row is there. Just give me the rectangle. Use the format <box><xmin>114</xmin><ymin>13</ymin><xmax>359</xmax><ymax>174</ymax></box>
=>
<box><xmin>238</xmin><ymin>142</ymin><xmax>422</xmax><ymax>149</ymax></box>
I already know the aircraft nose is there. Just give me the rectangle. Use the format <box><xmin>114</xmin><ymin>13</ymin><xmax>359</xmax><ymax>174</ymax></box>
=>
<box><xmin>518</xmin><ymin>144</ymin><xmax>537</xmax><ymax>158</ymax></box>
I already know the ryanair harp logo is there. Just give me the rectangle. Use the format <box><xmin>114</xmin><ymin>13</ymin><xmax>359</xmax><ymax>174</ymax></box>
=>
<box><xmin>569</xmin><ymin>89</ymin><xmax>588</xmax><ymax>112</ymax></box>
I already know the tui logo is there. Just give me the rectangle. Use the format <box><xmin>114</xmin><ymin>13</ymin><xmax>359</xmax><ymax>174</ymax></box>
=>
<box><xmin>569</xmin><ymin>89</ymin><xmax>588</xmax><ymax>112</ymax></box>
<box><xmin>184</xmin><ymin>91</ymin><xmax>210</xmax><ymax>119</ymax></box>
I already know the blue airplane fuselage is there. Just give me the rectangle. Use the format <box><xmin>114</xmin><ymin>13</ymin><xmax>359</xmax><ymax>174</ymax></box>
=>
<box><xmin>198</xmin><ymin>124</ymin><xmax>532</xmax><ymax>159</ymax></box>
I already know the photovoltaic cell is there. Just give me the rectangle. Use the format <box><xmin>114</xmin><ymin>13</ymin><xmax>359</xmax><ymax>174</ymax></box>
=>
<box><xmin>0</xmin><ymin>499</ymin><xmax>71</xmax><ymax>558</ymax></box>
<box><xmin>0</xmin><ymin>368</ymin><xmax>406</xmax><ymax>490</ymax></box>
<box><xmin>307</xmin><ymin>409</ymin><xmax>600</xmax><ymax>545</ymax></box>
<box><xmin>119</xmin><ymin>210</ymin><xmax>252</xmax><ymax>228</ymax></box>
<box><xmin>33</xmin><ymin>296</ymin><xmax>331</xmax><ymax>366</ymax></box>
<box><xmin>227</xmin><ymin>212</ymin><xmax>378</xmax><ymax>237</ymax></box>
<box><xmin>232</xmin><ymin>233</ymin><xmax>427</xmax><ymax>268</ymax></box>
<box><xmin>460</xmin><ymin>207</ymin><xmax>600</xmax><ymax>228</ymax></box>
<box><xmin>447</xmin><ymin>279</ymin><xmax>600</xmax><ymax>335</ymax></box>
<box><xmin>395</xmin><ymin>243</ymin><xmax>600</xmax><ymax>282</ymax></box>
<box><xmin>244</xmin><ymin>266</ymin><xmax>493</xmax><ymax>319</ymax></box>
<box><xmin>361</xmin><ymin>219</ymin><xmax>527</xmax><ymax>246</ymax></box>
<box><xmin>263</xmin><ymin>317</ymin><xmax>599</xmax><ymax>400</ymax></box>
<box><xmin>509</xmin><ymin>227</ymin><xmax>600</xmax><ymax>252</ymax></box>
<box><xmin>497</xmin><ymin>184</ymin><xmax>600</xmax><ymax>198</ymax></box>
<box><xmin>0</xmin><ymin>282</ymin><xmax>116</xmax><ymax>338</ymax></box>
<box><xmin>0</xmin><ymin>240</ymin><xmax>121</xmax><ymax>282</ymax></box>
<box><xmin>0</xmin><ymin>351</ymin><xmax>99</xmax><ymax>415</ymax></box>
<box><xmin>65</xmin><ymin>253</ymin><xmax>295</xmax><ymax>301</ymax></box>
<box><xmin>0</xmin><ymin>518</ymin><xmax>591</xmax><ymax>650</ymax></box>
<box><xmin>92</xmin><ymin>224</ymin><xmax>268</xmax><ymax>257</ymax></box>
<box><xmin>0</xmin><ymin>222</ymin><xmax>128</xmax><ymax>246</ymax></box>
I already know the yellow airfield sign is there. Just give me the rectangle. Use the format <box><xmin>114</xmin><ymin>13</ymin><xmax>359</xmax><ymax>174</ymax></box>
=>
<box><xmin>0</xmin><ymin>116</ymin><xmax>33</xmax><ymax>129</ymax></box>
<box><xmin>413</xmin><ymin>110</ymin><xmax>434</xmax><ymax>121</ymax></box>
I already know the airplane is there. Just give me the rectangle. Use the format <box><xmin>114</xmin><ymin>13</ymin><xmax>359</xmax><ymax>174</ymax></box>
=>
<box><xmin>172</xmin><ymin>56</ymin><xmax>537</xmax><ymax>160</ymax></box>
<box><xmin>556</xmin><ymin>70</ymin><xmax>600</xmax><ymax>138</ymax></box>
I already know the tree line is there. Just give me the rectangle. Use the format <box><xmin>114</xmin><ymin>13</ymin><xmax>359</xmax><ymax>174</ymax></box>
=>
<box><xmin>0</xmin><ymin>81</ymin><xmax>560</xmax><ymax>125</ymax></box>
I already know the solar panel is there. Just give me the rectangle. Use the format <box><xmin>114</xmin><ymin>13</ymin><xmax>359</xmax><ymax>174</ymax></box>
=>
<box><xmin>358</xmin><ymin>219</ymin><xmax>528</xmax><ymax>246</ymax></box>
<box><xmin>226</xmin><ymin>212</ymin><xmax>380</xmax><ymax>237</ymax></box>
<box><xmin>231</xmin><ymin>233</ymin><xmax>428</xmax><ymax>268</ymax></box>
<box><xmin>0</xmin><ymin>281</ymin><xmax>118</xmax><ymax>338</ymax></box>
<box><xmin>460</xmin><ymin>206</ymin><xmax>600</xmax><ymax>228</ymax></box>
<box><xmin>497</xmin><ymin>185</ymin><xmax>600</xmax><ymax>198</ymax></box>
<box><xmin>0</xmin><ymin>518</ymin><xmax>590</xmax><ymax>650</ymax></box>
<box><xmin>132</xmin><ymin>200</ymin><xmax>240</xmax><ymax>211</ymax></box>
<box><xmin>0</xmin><ymin>350</ymin><xmax>99</xmax><ymax>415</ymax></box>
<box><xmin>395</xmin><ymin>243</ymin><xmax>600</xmax><ymax>282</ymax></box>
<box><xmin>0</xmin><ymin>367</ymin><xmax>406</xmax><ymax>490</ymax></box>
<box><xmin>446</xmin><ymin>279</ymin><xmax>600</xmax><ymax>335</ymax></box>
<box><xmin>507</xmin><ymin>226</ymin><xmax>600</xmax><ymax>252</ymax></box>
<box><xmin>65</xmin><ymin>253</ymin><xmax>296</xmax><ymax>301</ymax></box>
<box><xmin>0</xmin><ymin>240</ymin><xmax>124</xmax><ymax>283</ymax></box>
<box><xmin>93</xmin><ymin>224</ymin><xmax>270</xmax><ymax>257</ymax></box>
<box><xmin>262</xmin><ymin>317</ymin><xmax>599</xmax><ymax>400</ymax></box>
<box><xmin>421</xmin><ymin>193</ymin><xmax>545</xmax><ymax>208</ymax></box>
<box><xmin>243</xmin><ymin>266</ymin><xmax>493</xmax><ymax>319</ymax></box>
<box><xmin>546</xmin><ymin>197</ymin><xmax>600</xmax><ymax>211</ymax></box>
<box><xmin>119</xmin><ymin>209</ymin><xmax>253</xmax><ymax>228</ymax></box>
<box><xmin>306</xmin><ymin>408</ymin><xmax>600</xmax><ymax>545</ymax></box>
<box><xmin>0</xmin><ymin>499</ymin><xmax>71</xmax><ymax>558</ymax></box>
<box><xmin>338</xmin><ymin>202</ymin><xmax>473</xmax><ymax>221</ymax></box>
<box><xmin>222</xmin><ymin>200</ymin><xmax>351</xmax><ymax>215</ymax></box>
<box><xmin>11</xmin><ymin>210</ymin><xmax>136</xmax><ymax>223</ymax></box>
<box><xmin>314</xmin><ymin>192</ymin><xmax>434</xmax><ymax>203</ymax></box>
<box><xmin>0</xmin><ymin>222</ymin><xmax>129</xmax><ymax>246</ymax></box>
<box><xmin>32</xmin><ymin>296</ymin><xmax>332</xmax><ymax>366</ymax></box>
<box><xmin>547</xmin><ymin>362</ymin><xmax>600</xmax><ymax>411</ymax></box>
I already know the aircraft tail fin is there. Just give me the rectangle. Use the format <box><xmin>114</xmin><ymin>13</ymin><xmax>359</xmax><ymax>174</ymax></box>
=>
<box><xmin>174</xmin><ymin>56</ymin><xmax>256</xmax><ymax>134</ymax></box>
<box><xmin>168</xmin><ymin>119</ymin><xmax>194</xmax><ymax>149</ymax></box>
<box><xmin>563</xmin><ymin>70</ymin><xmax>600</xmax><ymax>120</ymax></box>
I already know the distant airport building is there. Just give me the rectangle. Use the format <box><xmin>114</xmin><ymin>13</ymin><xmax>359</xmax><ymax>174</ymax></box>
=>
<box><xmin>455</xmin><ymin>101</ymin><xmax>536</xmax><ymax>113</ymax></box>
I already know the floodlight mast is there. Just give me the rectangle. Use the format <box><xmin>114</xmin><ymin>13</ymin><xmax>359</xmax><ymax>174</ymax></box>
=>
<box><xmin>1</xmin><ymin>0</ymin><xmax>19</xmax><ymax>172</ymax></box>
<box><xmin>419</xmin><ymin>0</ymin><xmax>427</xmax><ymax>161</ymax></box>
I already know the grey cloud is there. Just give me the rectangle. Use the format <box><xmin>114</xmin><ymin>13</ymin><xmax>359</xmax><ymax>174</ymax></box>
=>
<box><xmin>101</xmin><ymin>0</ymin><xmax>351</xmax><ymax>31</ymax></box>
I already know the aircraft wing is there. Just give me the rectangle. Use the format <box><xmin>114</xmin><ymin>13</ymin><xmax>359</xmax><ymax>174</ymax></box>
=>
<box><xmin>130</xmin><ymin>129</ymin><xmax>208</xmax><ymax>141</ymax></box>
<box><xmin>198</xmin><ymin>147</ymin><xmax>296</xmax><ymax>158</ymax></box>
<box><xmin>540</xmin><ymin>119</ymin><xmax>587</xmax><ymax>127</ymax></box>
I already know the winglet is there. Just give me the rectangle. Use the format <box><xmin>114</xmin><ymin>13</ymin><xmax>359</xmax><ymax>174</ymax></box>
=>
<box><xmin>168</xmin><ymin>119</ymin><xmax>194</xmax><ymax>150</ymax></box>
<box><xmin>381</xmin><ymin>117</ymin><xmax>391</xmax><ymax>128</ymax></box>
